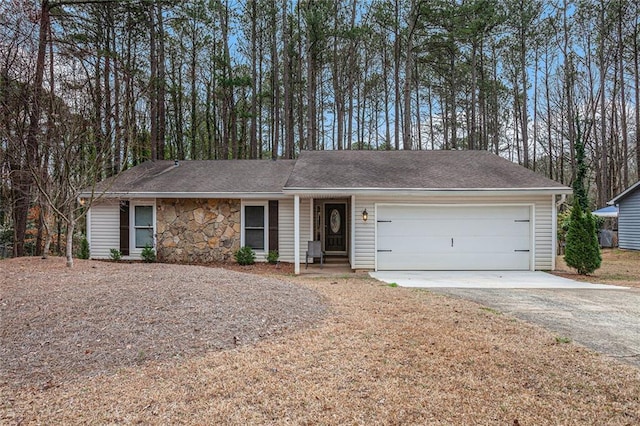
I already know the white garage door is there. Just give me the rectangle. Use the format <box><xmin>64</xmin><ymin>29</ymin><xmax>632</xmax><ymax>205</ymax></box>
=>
<box><xmin>376</xmin><ymin>205</ymin><xmax>531</xmax><ymax>270</ymax></box>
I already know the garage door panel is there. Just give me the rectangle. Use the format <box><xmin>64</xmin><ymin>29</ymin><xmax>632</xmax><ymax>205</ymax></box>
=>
<box><xmin>378</xmin><ymin>252</ymin><xmax>530</xmax><ymax>270</ymax></box>
<box><xmin>378</xmin><ymin>236</ymin><xmax>528</xmax><ymax>252</ymax></box>
<box><xmin>378</xmin><ymin>219</ymin><xmax>529</xmax><ymax>237</ymax></box>
<box><xmin>379</xmin><ymin>205</ymin><xmax>528</xmax><ymax>219</ymax></box>
<box><xmin>453</xmin><ymin>235</ymin><xmax>530</xmax><ymax>251</ymax></box>
<box><xmin>376</xmin><ymin>205</ymin><xmax>531</xmax><ymax>271</ymax></box>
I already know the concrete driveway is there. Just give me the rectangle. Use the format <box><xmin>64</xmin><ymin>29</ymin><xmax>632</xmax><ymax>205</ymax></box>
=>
<box><xmin>370</xmin><ymin>271</ymin><xmax>640</xmax><ymax>368</ymax></box>
<box><xmin>369</xmin><ymin>270</ymin><xmax>627</xmax><ymax>289</ymax></box>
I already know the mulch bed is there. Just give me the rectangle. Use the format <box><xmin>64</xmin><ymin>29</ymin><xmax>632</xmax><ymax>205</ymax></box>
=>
<box><xmin>2</xmin><ymin>256</ymin><xmax>640</xmax><ymax>424</ymax></box>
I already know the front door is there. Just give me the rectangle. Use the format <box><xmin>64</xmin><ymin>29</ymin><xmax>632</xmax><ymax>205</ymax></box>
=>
<box><xmin>324</xmin><ymin>203</ymin><xmax>346</xmax><ymax>252</ymax></box>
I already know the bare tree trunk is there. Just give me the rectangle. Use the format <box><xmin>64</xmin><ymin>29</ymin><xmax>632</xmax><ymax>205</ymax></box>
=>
<box><xmin>149</xmin><ymin>3</ymin><xmax>158</xmax><ymax>160</ymax></box>
<box><xmin>124</xmin><ymin>9</ymin><xmax>134</xmax><ymax>165</ymax></box>
<box><xmin>491</xmin><ymin>43</ymin><xmax>499</xmax><ymax>154</ymax></box>
<box><xmin>382</xmin><ymin>43</ymin><xmax>391</xmax><ymax>150</ymax></box>
<box><xmin>449</xmin><ymin>51</ymin><xmax>457</xmax><ymax>150</ymax></box>
<box><xmin>532</xmin><ymin>46</ymin><xmax>538</xmax><ymax>171</ymax></box>
<box><xmin>393</xmin><ymin>0</ymin><xmax>400</xmax><ymax>150</ymax></box>
<box><xmin>470</xmin><ymin>41</ymin><xmax>477</xmax><ymax>150</ymax></box>
<box><xmin>332</xmin><ymin>1</ymin><xmax>343</xmax><ymax>150</ymax></box>
<box><xmin>15</xmin><ymin>0</ymin><xmax>50</xmax><ymax>257</ymax></box>
<box><xmin>562</xmin><ymin>0</ymin><xmax>575</xmax><ymax>172</ymax></box>
<box><xmin>635</xmin><ymin>7</ymin><xmax>640</xmax><ymax>179</ymax></box>
<box><xmin>270</xmin><ymin>0</ymin><xmax>280</xmax><ymax>159</ymax></box>
<box><xmin>402</xmin><ymin>2</ymin><xmax>418</xmax><ymax>150</ymax></box>
<box><xmin>282</xmin><ymin>0</ymin><xmax>294</xmax><ymax>158</ymax></box>
<box><xmin>414</xmin><ymin>63</ymin><xmax>421</xmax><ymax>150</ymax></box>
<box><xmin>617</xmin><ymin>3</ymin><xmax>629</xmax><ymax>188</ymax></box>
<box><xmin>296</xmin><ymin>4</ymin><xmax>304</xmax><ymax>154</ymax></box>
<box><xmin>65</xmin><ymin>211</ymin><xmax>75</xmax><ymax>268</ymax></box>
<box><xmin>598</xmin><ymin>0</ymin><xmax>609</xmax><ymax>206</ymax></box>
<box><xmin>190</xmin><ymin>19</ymin><xmax>198</xmax><ymax>159</ymax></box>
<box><xmin>305</xmin><ymin>9</ymin><xmax>317</xmax><ymax>151</ymax></box>
<box><xmin>113</xmin><ymin>20</ymin><xmax>122</xmax><ymax>173</ymax></box>
<box><xmin>545</xmin><ymin>46</ymin><xmax>553</xmax><ymax>179</ymax></box>
<box><xmin>41</xmin><ymin>20</ymin><xmax>56</xmax><ymax>259</ymax></box>
<box><xmin>157</xmin><ymin>3</ymin><xmax>166</xmax><ymax>159</ymax></box>
<box><xmin>205</xmin><ymin>75</ymin><xmax>214</xmax><ymax>159</ymax></box>
<box><xmin>478</xmin><ymin>40</ymin><xmax>488</xmax><ymax>151</ymax></box>
<box><xmin>249</xmin><ymin>0</ymin><xmax>258</xmax><ymax>159</ymax></box>
<box><xmin>104</xmin><ymin>12</ymin><xmax>113</xmax><ymax>176</ymax></box>
<box><xmin>519</xmin><ymin>26</ymin><xmax>529</xmax><ymax>168</ymax></box>
<box><xmin>428</xmin><ymin>86</ymin><xmax>435</xmax><ymax>150</ymax></box>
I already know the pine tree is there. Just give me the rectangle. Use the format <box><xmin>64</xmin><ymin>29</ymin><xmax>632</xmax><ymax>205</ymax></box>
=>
<box><xmin>564</xmin><ymin>199</ymin><xmax>601</xmax><ymax>275</ymax></box>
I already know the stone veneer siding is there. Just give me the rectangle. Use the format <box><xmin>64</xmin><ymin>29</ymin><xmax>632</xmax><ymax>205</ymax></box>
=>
<box><xmin>156</xmin><ymin>198</ymin><xmax>241</xmax><ymax>263</ymax></box>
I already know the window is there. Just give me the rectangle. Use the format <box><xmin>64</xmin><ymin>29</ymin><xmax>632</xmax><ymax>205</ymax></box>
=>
<box><xmin>244</xmin><ymin>205</ymin><xmax>265</xmax><ymax>250</ymax></box>
<box><xmin>134</xmin><ymin>205</ymin><xmax>154</xmax><ymax>248</ymax></box>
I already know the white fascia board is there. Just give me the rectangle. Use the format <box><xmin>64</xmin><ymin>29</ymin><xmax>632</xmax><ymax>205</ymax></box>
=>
<box><xmin>79</xmin><ymin>192</ymin><xmax>289</xmax><ymax>199</ymax></box>
<box><xmin>283</xmin><ymin>187</ymin><xmax>573</xmax><ymax>197</ymax></box>
<box><xmin>608</xmin><ymin>180</ymin><xmax>640</xmax><ymax>205</ymax></box>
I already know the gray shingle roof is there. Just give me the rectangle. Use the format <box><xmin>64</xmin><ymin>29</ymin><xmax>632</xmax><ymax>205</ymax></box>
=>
<box><xmin>87</xmin><ymin>150</ymin><xmax>569</xmax><ymax>197</ymax></box>
<box><xmin>91</xmin><ymin>159</ymin><xmax>296</xmax><ymax>194</ymax></box>
<box><xmin>284</xmin><ymin>150</ymin><xmax>569</xmax><ymax>190</ymax></box>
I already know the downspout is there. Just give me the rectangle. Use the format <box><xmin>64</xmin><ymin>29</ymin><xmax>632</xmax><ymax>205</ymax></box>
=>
<box><xmin>556</xmin><ymin>193</ymin><xmax>567</xmax><ymax>208</ymax></box>
<box><xmin>294</xmin><ymin>195</ymin><xmax>300</xmax><ymax>274</ymax></box>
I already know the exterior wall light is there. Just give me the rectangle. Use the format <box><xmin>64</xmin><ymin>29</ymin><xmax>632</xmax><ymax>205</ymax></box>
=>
<box><xmin>362</xmin><ymin>209</ymin><xmax>368</xmax><ymax>222</ymax></box>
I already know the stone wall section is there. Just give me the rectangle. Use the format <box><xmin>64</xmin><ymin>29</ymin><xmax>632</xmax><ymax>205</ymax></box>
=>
<box><xmin>156</xmin><ymin>198</ymin><xmax>240</xmax><ymax>263</ymax></box>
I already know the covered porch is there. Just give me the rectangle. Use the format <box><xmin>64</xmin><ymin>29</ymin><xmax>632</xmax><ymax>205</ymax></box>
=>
<box><xmin>299</xmin><ymin>255</ymin><xmax>352</xmax><ymax>275</ymax></box>
<box><xmin>292</xmin><ymin>194</ymin><xmax>359</xmax><ymax>274</ymax></box>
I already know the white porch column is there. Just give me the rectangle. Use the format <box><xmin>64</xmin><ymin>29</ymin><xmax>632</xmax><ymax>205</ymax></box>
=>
<box><xmin>294</xmin><ymin>194</ymin><xmax>300</xmax><ymax>274</ymax></box>
<box><xmin>350</xmin><ymin>195</ymin><xmax>356</xmax><ymax>268</ymax></box>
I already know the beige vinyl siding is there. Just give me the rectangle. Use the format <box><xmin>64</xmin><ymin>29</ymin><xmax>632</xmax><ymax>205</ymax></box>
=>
<box><xmin>353</xmin><ymin>198</ymin><xmax>376</xmax><ymax>269</ymax></box>
<box><xmin>88</xmin><ymin>200</ymin><xmax>120</xmax><ymax>259</ymax></box>
<box><xmin>278</xmin><ymin>198</ymin><xmax>311</xmax><ymax>263</ymax></box>
<box><xmin>353</xmin><ymin>195</ymin><xmax>555</xmax><ymax>271</ymax></box>
<box><xmin>534</xmin><ymin>199</ymin><xmax>553</xmax><ymax>270</ymax></box>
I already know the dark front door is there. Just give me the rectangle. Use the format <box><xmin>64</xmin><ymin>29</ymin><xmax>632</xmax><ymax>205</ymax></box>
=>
<box><xmin>324</xmin><ymin>203</ymin><xmax>346</xmax><ymax>252</ymax></box>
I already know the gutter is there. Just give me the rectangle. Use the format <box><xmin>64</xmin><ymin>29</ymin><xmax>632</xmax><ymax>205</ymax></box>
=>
<box><xmin>78</xmin><ymin>191</ymin><xmax>290</xmax><ymax>200</ymax></box>
<box><xmin>282</xmin><ymin>188</ymin><xmax>573</xmax><ymax>197</ymax></box>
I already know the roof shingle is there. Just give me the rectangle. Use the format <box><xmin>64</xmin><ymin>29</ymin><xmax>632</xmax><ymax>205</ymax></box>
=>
<box><xmin>285</xmin><ymin>150</ymin><xmax>568</xmax><ymax>190</ymax></box>
<box><xmin>87</xmin><ymin>150</ymin><xmax>569</xmax><ymax>196</ymax></box>
<box><xmin>91</xmin><ymin>159</ymin><xmax>296</xmax><ymax>194</ymax></box>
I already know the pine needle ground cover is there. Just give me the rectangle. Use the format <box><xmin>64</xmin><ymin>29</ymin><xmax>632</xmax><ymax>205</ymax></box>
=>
<box><xmin>2</xmin><ymin>257</ymin><xmax>639</xmax><ymax>424</ymax></box>
<box><xmin>555</xmin><ymin>248</ymin><xmax>640</xmax><ymax>289</ymax></box>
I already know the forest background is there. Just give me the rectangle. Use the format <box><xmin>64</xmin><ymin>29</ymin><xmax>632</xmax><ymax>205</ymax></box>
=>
<box><xmin>1</xmin><ymin>0</ymin><xmax>639</xmax><ymax>257</ymax></box>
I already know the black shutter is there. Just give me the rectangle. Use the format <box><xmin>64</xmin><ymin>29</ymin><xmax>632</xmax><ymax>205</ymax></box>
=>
<box><xmin>119</xmin><ymin>201</ymin><xmax>130</xmax><ymax>256</ymax></box>
<box><xmin>269</xmin><ymin>200</ymin><xmax>278</xmax><ymax>252</ymax></box>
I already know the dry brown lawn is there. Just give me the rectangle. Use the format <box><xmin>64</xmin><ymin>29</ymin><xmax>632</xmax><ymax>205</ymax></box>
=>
<box><xmin>555</xmin><ymin>248</ymin><xmax>640</xmax><ymax>288</ymax></box>
<box><xmin>2</xmin><ymin>256</ymin><xmax>640</xmax><ymax>425</ymax></box>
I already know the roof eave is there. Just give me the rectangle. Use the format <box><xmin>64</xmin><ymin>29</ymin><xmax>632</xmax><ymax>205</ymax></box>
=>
<box><xmin>283</xmin><ymin>187</ymin><xmax>573</xmax><ymax>197</ymax></box>
<box><xmin>608</xmin><ymin>180</ymin><xmax>640</xmax><ymax>205</ymax></box>
<box><xmin>80</xmin><ymin>187</ymin><xmax>573</xmax><ymax>200</ymax></box>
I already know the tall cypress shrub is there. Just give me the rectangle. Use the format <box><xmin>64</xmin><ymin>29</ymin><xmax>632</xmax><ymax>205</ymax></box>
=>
<box><xmin>564</xmin><ymin>115</ymin><xmax>601</xmax><ymax>275</ymax></box>
<box><xmin>564</xmin><ymin>199</ymin><xmax>601</xmax><ymax>275</ymax></box>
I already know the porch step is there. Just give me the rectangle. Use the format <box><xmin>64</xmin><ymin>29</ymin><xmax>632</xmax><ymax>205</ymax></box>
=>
<box><xmin>323</xmin><ymin>256</ymin><xmax>349</xmax><ymax>265</ymax></box>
